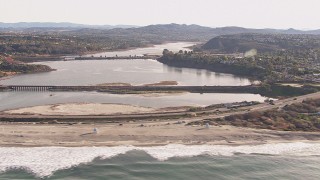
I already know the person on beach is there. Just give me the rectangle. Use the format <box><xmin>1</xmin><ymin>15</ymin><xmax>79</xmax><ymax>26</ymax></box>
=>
<box><xmin>93</xmin><ymin>127</ymin><xmax>98</xmax><ymax>134</ymax></box>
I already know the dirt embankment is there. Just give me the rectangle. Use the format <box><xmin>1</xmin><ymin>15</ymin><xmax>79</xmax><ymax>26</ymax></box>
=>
<box><xmin>96</xmin><ymin>83</ymin><xmax>132</xmax><ymax>86</ymax></box>
<box><xmin>143</xmin><ymin>81</ymin><xmax>178</xmax><ymax>86</ymax></box>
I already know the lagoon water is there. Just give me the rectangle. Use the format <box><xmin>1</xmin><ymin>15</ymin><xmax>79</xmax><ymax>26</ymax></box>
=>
<box><xmin>86</xmin><ymin>42</ymin><xmax>196</xmax><ymax>57</ymax></box>
<box><xmin>0</xmin><ymin>42</ymin><xmax>251</xmax><ymax>86</ymax></box>
<box><xmin>0</xmin><ymin>42</ymin><xmax>261</xmax><ymax>110</ymax></box>
<box><xmin>0</xmin><ymin>91</ymin><xmax>267</xmax><ymax>111</ymax></box>
<box><xmin>0</xmin><ymin>59</ymin><xmax>251</xmax><ymax>86</ymax></box>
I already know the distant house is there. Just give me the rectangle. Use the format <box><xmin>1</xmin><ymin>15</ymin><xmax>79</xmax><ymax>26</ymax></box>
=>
<box><xmin>5</xmin><ymin>57</ymin><xmax>15</xmax><ymax>64</ymax></box>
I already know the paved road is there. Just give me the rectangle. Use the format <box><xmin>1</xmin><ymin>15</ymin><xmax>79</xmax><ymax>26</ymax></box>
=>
<box><xmin>1</xmin><ymin>91</ymin><xmax>320</xmax><ymax>123</ymax></box>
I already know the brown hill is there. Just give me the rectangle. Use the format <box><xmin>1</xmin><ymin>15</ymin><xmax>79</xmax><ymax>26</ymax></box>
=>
<box><xmin>201</xmin><ymin>33</ymin><xmax>320</xmax><ymax>53</ymax></box>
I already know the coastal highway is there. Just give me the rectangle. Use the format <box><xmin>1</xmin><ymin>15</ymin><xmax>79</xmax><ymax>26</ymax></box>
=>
<box><xmin>1</xmin><ymin>91</ymin><xmax>320</xmax><ymax>123</ymax></box>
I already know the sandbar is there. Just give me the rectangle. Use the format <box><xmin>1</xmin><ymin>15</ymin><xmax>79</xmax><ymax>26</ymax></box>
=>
<box><xmin>4</xmin><ymin>103</ymin><xmax>155</xmax><ymax>116</ymax></box>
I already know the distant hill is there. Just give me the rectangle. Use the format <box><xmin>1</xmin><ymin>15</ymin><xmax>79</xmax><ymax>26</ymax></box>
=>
<box><xmin>201</xmin><ymin>33</ymin><xmax>320</xmax><ymax>53</ymax></box>
<box><xmin>65</xmin><ymin>24</ymin><xmax>320</xmax><ymax>43</ymax></box>
<box><xmin>2</xmin><ymin>23</ymin><xmax>320</xmax><ymax>57</ymax></box>
<box><xmin>106</xmin><ymin>23</ymin><xmax>217</xmax><ymax>42</ymax></box>
<box><xmin>0</xmin><ymin>22</ymin><xmax>139</xmax><ymax>29</ymax></box>
<box><xmin>1</xmin><ymin>22</ymin><xmax>320</xmax><ymax>39</ymax></box>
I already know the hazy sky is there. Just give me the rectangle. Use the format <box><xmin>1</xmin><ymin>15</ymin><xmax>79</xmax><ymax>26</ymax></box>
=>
<box><xmin>1</xmin><ymin>0</ymin><xmax>320</xmax><ymax>29</ymax></box>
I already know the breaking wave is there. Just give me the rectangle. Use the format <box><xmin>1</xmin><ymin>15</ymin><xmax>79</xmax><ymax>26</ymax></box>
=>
<box><xmin>0</xmin><ymin>142</ymin><xmax>320</xmax><ymax>177</ymax></box>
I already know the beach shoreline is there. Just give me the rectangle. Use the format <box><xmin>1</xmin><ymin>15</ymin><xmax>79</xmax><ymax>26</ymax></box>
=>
<box><xmin>1</xmin><ymin>121</ymin><xmax>319</xmax><ymax>147</ymax></box>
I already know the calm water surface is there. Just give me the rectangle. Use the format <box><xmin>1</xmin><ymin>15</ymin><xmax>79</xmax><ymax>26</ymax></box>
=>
<box><xmin>86</xmin><ymin>42</ymin><xmax>196</xmax><ymax>57</ymax></box>
<box><xmin>0</xmin><ymin>42</ymin><xmax>261</xmax><ymax>110</ymax></box>
<box><xmin>0</xmin><ymin>91</ymin><xmax>267</xmax><ymax>111</ymax></box>
<box><xmin>0</xmin><ymin>60</ymin><xmax>251</xmax><ymax>86</ymax></box>
<box><xmin>0</xmin><ymin>42</ymin><xmax>251</xmax><ymax>86</ymax></box>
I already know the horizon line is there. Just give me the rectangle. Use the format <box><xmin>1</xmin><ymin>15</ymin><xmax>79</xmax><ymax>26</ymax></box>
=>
<box><xmin>0</xmin><ymin>21</ymin><xmax>319</xmax><ymax>31</ymax></box>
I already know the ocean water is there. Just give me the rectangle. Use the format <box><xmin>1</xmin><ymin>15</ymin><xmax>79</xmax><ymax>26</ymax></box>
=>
<box><xmin>0</xmin><ymin>143</ymin><xmax>320</xmax><ymax>179</ymax></box>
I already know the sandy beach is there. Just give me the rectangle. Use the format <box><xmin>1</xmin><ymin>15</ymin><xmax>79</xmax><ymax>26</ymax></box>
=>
<box><xmin>1</xmin><ymin>121</ymin><xmax>319</xmax><ymax>147</ymax></box>
<box><xmin>1</xmin><ymin>91</ymin><xmax>320</xmax><ymax>147</ymax></box>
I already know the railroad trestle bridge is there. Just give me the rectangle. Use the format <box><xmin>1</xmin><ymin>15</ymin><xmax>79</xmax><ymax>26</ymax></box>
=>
<box><xmin>0</xmin><ymin>85</ymin><xmax>260</xmax><ymax>94</ymax></box>
<box><xmin>8</xmin><ymin>85</ymin><xmax>54</xmax><ymax>91</ymax></box>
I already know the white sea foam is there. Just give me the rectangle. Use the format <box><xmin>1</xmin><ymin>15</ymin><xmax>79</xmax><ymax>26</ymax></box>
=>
<box><xmin>0</xmin><ymin>142</ymin><xmax>319</xmax><ymax>177</ymax></box>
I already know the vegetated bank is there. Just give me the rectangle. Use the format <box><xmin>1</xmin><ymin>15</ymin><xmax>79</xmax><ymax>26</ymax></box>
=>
<box><xmin>188</xmin><ymin>98</ymin><xmax>320</xmax><ymax>132</ymax></box>
<box><xmin>0</xmin><ymin>55</ymin><xmax>53</xmax><ymax>78</ymax></box>
<box><xmin>157</xmin><ymin>33</ymin><xmax>320</xmax><ymax>98</ymax></box>
<box><xmin>158</xmin><ymin>49</ymin><xmax>267</xmax><ymax>80</ymax></box>
<box><xmin>158</xmin><ymin>33</ymin><xmax>320</xmax><ymax>84</ymax></box>
<box><xmin>157</xmin><ymin>52</ymin><xmax>319</xmax><ymax>98</ymax></box>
